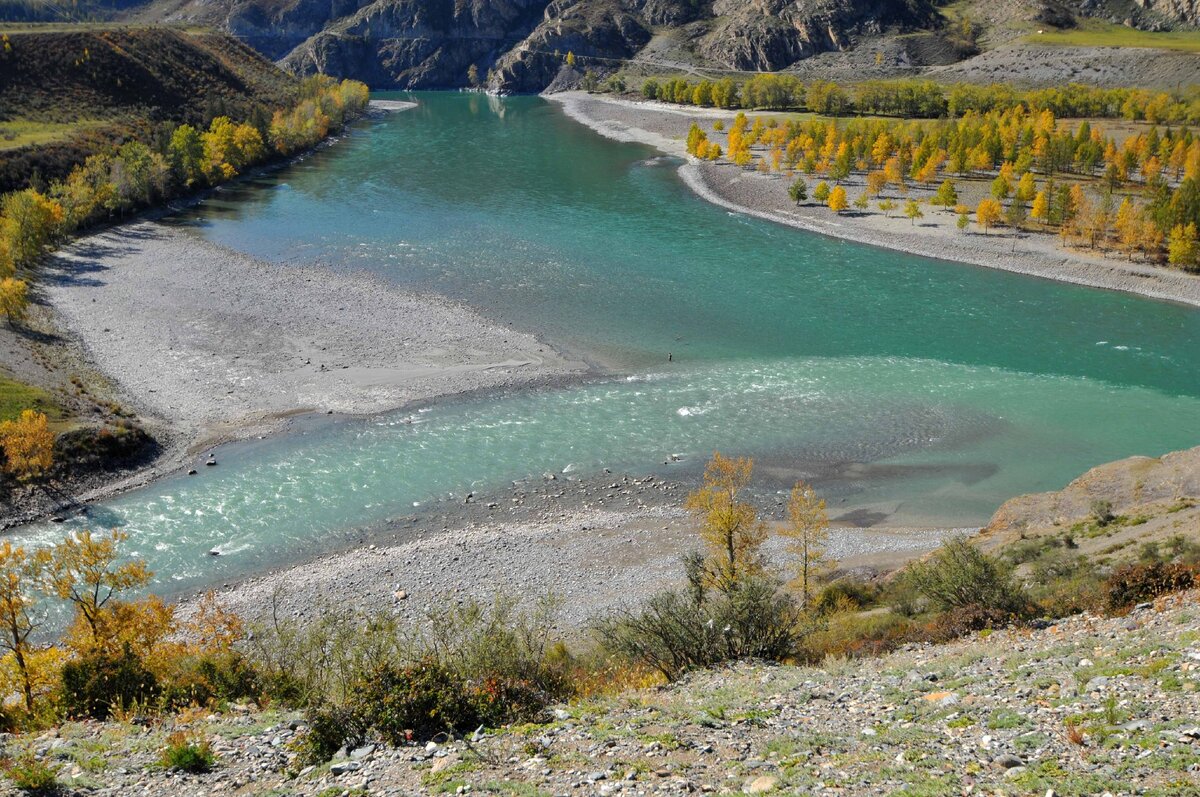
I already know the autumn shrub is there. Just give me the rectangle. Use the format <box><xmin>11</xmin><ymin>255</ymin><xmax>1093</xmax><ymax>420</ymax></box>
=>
<box><xmin>812</xmin><ymin>578</ymin><xmax>881</xmax><ymax>614</ymax></box>
<box><xmin>3</xmin><ymin>755</ymin><xmax>58</xmax><ymax>794</ymax></box>
<box><xmin>159</xmin><ymin>732</ymin><xmax>215</xmax><ymax>773</ymax></box>
<box><xmin>60</xmin><ymin>648</ymin><xmax>159</xmax><ymax>720</ymax></box>
<box><xmin>800</xmin><ymin>609</ymin><xmax>915</xmax><ymax>662</ymax></box>
<box><xmin>1104</xmin><ymin>561</ymin><xmax>1197</xmax><ymax>612</ymax></box>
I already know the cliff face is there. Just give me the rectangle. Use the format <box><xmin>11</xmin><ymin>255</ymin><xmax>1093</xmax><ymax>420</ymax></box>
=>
<box><xmin>130</xmin><ymin>0</ymin><xmax>938</xmax><ymax>92</ymax></box>
<box><xmin>42</xmin><ymin>0</ymin><xmax>1198</xmax><ymax>92</ymax></box>
<box><xmin>697</xmin><ymin>0</ymin><xmax>939</xmax><ymax>72</ymax></box>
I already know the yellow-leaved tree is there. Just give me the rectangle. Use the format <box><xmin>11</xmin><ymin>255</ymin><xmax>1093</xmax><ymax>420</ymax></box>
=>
<box><xmin>684</xmin><ymin>453</ymin><xmax>767</xmax><ymax>591</ymax></box>
<box><xmin>0</xmin><ymin>409</ymin><xmax>54</xmax><ymax>483</ymax></box>
<box><xmin>976</xmin><ymin>198</ymin><xmax>1002</xmax><ymax>234</ymax></box>
<box><xmin>46</xmin><ymin>529</ymin><xmax>152</xmax><ymax>652</ymax></box>
<box><xmin>780</xmin><ymin>482</ymin><xmax>832</xmax><ymax>610</ymax></box>
<box><xmin>0</xmin><ymin>541</ymin><xmax>51</xmax><ymax>711</ymax></box>
<box><xmin>827</xmin><ymin>185</ymin><xmax>848</xmax><ymax>213</ymax></box>
<box><xmin>0</xmin><ymin>276</ymin><xmax>29</xmax><ymax>327</ymax></box>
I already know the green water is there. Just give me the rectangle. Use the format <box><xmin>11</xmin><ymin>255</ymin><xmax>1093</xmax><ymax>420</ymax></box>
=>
<box><xmin>17</xmin><ymin>92</ymin><xmax>1200</xmax><ymax>591</ymax></box>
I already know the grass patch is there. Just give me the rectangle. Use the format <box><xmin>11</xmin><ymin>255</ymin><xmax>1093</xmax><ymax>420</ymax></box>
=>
<box><xmin>0</xmin><ymin>120</ymin><xmax>106</xmax><ymax>151</ymax></box>
<box><xmin>1027</xmin><ymin>21</ymin><xmax>1200</xmax><ymax>53</ymax></box>
<box><xmin>0</xmin><ymin>370</ymin><xmax>65</xmax><ymax>425</ymax></box>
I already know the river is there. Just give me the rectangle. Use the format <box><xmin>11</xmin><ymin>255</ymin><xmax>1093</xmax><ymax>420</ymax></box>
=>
<box><xmin>17</xmin><ymin>92</ymin><xmax>1200</xmax><ymax>593</ymax></box>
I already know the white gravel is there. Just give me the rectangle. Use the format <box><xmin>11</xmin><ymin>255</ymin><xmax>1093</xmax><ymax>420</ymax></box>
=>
<box><xmin>45</xmin><ymin>222</ymin><xmax>583</xmax><ymax>450</ymax></box>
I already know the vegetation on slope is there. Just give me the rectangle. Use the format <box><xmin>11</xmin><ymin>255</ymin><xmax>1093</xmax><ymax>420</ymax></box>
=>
<box><xmin>0</xmin><ymin>26</ymin><xmax>300</xmax><ymax>191</ymax></box>
<box><xmin>0</xmin><ymin>49</ymin><xmax>369</xmax><ymax>509</ymax></box>
<box><xmin>0</xmin><ymin>452</ymin><xmax>1197</xmax><ymax>795</ymax></box>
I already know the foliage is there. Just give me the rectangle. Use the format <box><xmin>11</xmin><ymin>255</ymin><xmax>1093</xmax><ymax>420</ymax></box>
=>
<box><xmin>1104</xmin><ymin>562</ymin><xmax>1197</xmax><ymax>612</ymax></box>
<box><xmin>46</xmin><ymin>529</ymin><xmax>151</xmax><ymax>650</ymax></box>
<box><xmin>159</xmin><ymin>731</ymin><xmax>215</xmax><ymax>773</ymax></box>
<box><xmin>0</xmin><ymin>277</ymin><xmax>28</xmax><ymax>326</ymax></box>
<box><xmin>0</xmin><ymin>409</ymin><xmax>53</xmax><ymax>483</ymax></box>
<box><xmin>780</xmin><ymin>481</ymin><xmax>830</xmax><ymax>608</ymax></box>
<box><xmin>683</xmin><ymin>453</ymin><xmax>767</xmax><ymax>591</ymax></box>
<box><xmin>292</xmin><ymin>702</ymin><xmax>368</xmax><ymax>765</ymax></box>
<box><xmin>3</xmin><ymin>754</ymin><xmax>57</xmax><ymax>794</ymax></box>
<box><xmin>903</xmin><ymin>537</ymin><xmax>1029</xmax><ymax>617</ymax></box>
<box><xmin>787</xmin><ymin>177</ymin><xmax>807</xmax><ymax>205</ymax></box>
<box><xmin>60</xmin><ymin>647</ymin><xmax>159</xmax><ymax>720</ymax></box>
<box><xmin>594</xmin><ymin>569</ymin><xmax>806</xmax><ymax>681</ymax></box>
<box><xmin>0</xmin><ymin>542</ymin><xmax>50</xmax><ymax>712</ymax></box>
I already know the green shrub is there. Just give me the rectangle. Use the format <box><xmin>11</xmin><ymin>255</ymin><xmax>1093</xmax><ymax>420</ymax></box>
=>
<box><xmin>594</xmin><ymin>563</ymin><xmax>808</xmax><ymax>681</ymax></box>
<box><xmin>3</xmin><ymin>755</ymin><xmax>58</xmax><ymax>794</ymax></box>
<box><xmin>159</xmin><ymin>732</ymin><xmax>215</xmax><ymax>773</ymax></box>
<box><xmin>350</xmin><ymin>660</ymin><xmax>481</xmax><ymax>744</ymax></box>
<box><xmin>1104</xmin><ymin>561</ymin><xmax>1197</xmax><ymax>611</ymax></box>
<box><xmin>60</xmin><ymin>648</ymin><xmax>159</xmax><ymax>720</ymax></box>
<box><xmin>903</xmin><ymin>537</ymin><xmax>1030</xmax><ymax>617</ymax></box>
<box><xmin>159</xmin><ymin>651</ymin><xmax>261</xmax><ymax>710</ymax></box>
<box><xmin>812</xmin><ymin>579</ymin><xmax>880</xmax><ymax>614</ymax></box>
<box><xmin>292</xmin><ymin>704</ymin><xmax>369</xmax><ymax>765</ymax></box>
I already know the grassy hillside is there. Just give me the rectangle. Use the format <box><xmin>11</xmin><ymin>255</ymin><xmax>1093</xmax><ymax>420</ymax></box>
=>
<box><xmin>0</xmin><ymin>25</ymin><xmax>301</xmax><ymax>190</ymax></box>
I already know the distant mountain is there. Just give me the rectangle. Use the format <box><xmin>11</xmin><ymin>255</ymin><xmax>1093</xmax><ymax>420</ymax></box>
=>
<box><xmin>4</xmin><ymin>0</ymin><xmax>1198</xmax><ymax>92</ymax></box>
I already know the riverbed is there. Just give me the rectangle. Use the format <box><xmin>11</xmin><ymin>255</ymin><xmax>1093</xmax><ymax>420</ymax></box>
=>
<box><xmin>15</xmin><ymin>92</ymin><xmax>1200</xmax><ymax>611</ymax></box>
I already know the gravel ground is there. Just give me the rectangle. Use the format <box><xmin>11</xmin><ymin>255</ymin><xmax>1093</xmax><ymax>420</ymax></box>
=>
<box><xmin>549</xmin><ymin>92</ymin><xmax>1200</xmax><ymax>309</ymax></box>
<box><xmin>176</xmin><ymin>468</ymin><xmax>957</xmax><ymax>635</ymax></box>
<box><xmin>12</xmin><ymin>590</ymin><xmax>1199</xmax><ymax>796</ymax></box>
<box><xmin>43</xmin><ymin>222</ymin><xmax>584</xmax><ymax>452</ymax></box>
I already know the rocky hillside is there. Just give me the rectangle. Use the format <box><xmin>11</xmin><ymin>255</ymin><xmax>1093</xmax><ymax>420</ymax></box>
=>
<box><xmin>5</xmin><ymin>0</ymin><xmax>1199</xmax><ymax>92</ymax></box>
<box><xmin>5</xmin><ymin>590</ymin><xmax>1197</xmax><ymax>795</ymax></box>
<box><xmin>977</xmin><ymin>444</ymin><xmax>1200</xmax><ymax>566</ymax></box>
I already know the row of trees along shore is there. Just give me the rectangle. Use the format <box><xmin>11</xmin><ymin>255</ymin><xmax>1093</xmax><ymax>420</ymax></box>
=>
<box><xmin>683</xmin><ymin>104</ymin><xmax>1200</xmax><ymax>269</ymax></box>
<box><xmin>0</xmin><ymin>76</ymin><xmax>369</xmax><ymax>328</ymax></box>
<box><xmin>1</xmin><ymin>452</ymin><xmax>1198</xmax><ymax>789</ymax></box>
<box><xmin>640</xmin><ymin>75</ymin><xmax>1200</xmax><ymax>124</ymax></box>
<box><xmin>0</xmin><ymin>77</ymin><xmax>369</xmax><ymax>484</ymax></box>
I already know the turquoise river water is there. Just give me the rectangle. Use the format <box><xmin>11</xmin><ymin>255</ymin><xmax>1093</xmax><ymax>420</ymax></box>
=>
<box><xmin>16</xmin><ymin>92</ymin><xmax>1200</xmax><ymax>593</ymax></box>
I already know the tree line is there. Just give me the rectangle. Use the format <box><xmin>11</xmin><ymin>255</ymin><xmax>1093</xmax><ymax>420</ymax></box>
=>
<box><xmin>684</xmin><ymin>104</ymin><xmax>1200</xmax><ymax>269</ymax></box>
<box><xmin>638</xmin><ymin>75</ymin><xmax>1200</xmax><ymax>124</ymax></box>
<box><xmin>0</xmin><ymin>76</ymin><xmax>370</xmax><ymax>327</ymax></box>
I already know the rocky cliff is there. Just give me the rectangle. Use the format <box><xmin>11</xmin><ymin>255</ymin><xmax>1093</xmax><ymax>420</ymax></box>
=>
<box><xmin>129</xmin><ymin>0</ymin><xmax>939</xmax><ymax>92</ymax></box>
<box><xmin>16</xmin><ymin>0</ymin><xmax>1200</xmax><ymax>92</ymax></box>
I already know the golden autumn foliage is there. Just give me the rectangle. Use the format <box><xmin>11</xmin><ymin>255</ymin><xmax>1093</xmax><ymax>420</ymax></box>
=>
<box><xmin>0</xmin><ymin>409</ymin><xmax>53</xmax><ymax>483</ymax></box>
<box><xmin>0</xmin><ymin>541</ymin><xmax>51</xmax><ymax>711</ymax></box>
<box><xmin>780</xmin><ymin>482</ymin><xmax>831</xmax><ymax>609</ymax></box>
<box><xmin>976</xmin><ymin>198</ymin><xmax>1002</xmax><ymax>234</ymax></box>
<box><xmin>827</xmin><ymin>185</ymin><xmax>848</xmax><ymax>213</ymax></box>
<box><xmin>46</xmin><ymin>529</ymin><xmax>151</xmax><ymax>649</ymax></box>
<box><xmin>0</xmin><ymin>277</ymin><xmax>29</xmax><ymax>326</ymax></box>
<box><xmin>684</xmin><ymin>453</ymin><xmax>768</xmax><ymax>591</ymax></box>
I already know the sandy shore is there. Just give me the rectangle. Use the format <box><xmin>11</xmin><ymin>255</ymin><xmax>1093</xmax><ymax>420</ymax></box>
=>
<box><xmin>549</xmin><ymin>91</ymin><xmax>1200</xmax><ymax>309</ymax></box>
<box><xmin>44</xmin><ymin>222</ymin><xmax>584</xmax><ymax>460</ymax></box>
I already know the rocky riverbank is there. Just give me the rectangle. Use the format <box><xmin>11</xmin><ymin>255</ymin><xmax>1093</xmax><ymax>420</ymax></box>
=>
<box><xmin>177</xmin><ymin>466</ymin><xmax>957</xmax><ymax>635</ymax></box>
<box><xmin>549</xmin><ymin>92</ymin><xmax>1200</xmax><ymax>309</ymax></box>
<box><xmin>13</xmin><ymin>589</ymin><xmax>1198</xmax><ymax>796</ymax></box>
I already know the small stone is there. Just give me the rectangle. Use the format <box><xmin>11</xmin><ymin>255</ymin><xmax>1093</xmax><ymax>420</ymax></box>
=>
<box><xmin>743</xmin><ymin>775</ymin><xmax>778</xmax><ymax>794</ymax></box>
<box><xmin>330</xmin><ymin>761</ymin><xmax>361</xmax><ymax>775</ymax></box>
<box><xmin>994</xmin><ymin>753</ymin><xmax>1025</xmax><ymax>769</ymax></box>
<box><xmin>350</xmin><ymin>744</ymin><xmax>376</xmax><ymax>760</ymax></box>
<box><xmin>393</xmin><ymin>590</ymin><xmax>408</xmax><ymax>601</ymax></box>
